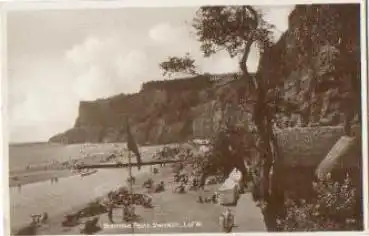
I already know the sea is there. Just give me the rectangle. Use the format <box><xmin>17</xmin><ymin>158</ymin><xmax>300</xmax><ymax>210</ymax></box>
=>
<box><xmin>7</xmin><ymin>142</ymin><xmax>165</xmax><ymax>232</ymax></box>
<box><xmin>9</xmin><ymin>142</ymin><xmax>127</xmax><ymax>172</ymax></box>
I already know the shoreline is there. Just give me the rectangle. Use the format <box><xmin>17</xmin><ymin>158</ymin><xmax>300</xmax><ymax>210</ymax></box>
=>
<box><xmin>9</xmin><ymin>169</ymin><xmax>76</xmax><ymax>187</ymax></box>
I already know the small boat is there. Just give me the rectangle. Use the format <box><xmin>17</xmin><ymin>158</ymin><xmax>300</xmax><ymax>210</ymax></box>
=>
<box><xmin>80</xmin><ymin>169</ymin><xmax>98</xmax><ymax>177</ymax></box>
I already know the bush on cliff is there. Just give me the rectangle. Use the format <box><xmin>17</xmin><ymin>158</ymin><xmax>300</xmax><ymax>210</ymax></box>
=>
<box><xmin>277</xmin><ymin>173</ymin><xmax>362</xmax><ymax>231</ymax></box>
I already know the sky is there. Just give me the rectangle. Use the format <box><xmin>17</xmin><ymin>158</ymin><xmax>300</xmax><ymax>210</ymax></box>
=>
<box><xmin>7</xmin><ymin>5</ymin><xmax>295</xmax><ymax>143</ymax></box>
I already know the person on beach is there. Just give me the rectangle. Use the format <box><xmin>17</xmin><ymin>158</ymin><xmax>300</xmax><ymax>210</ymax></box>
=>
<box><xmin>107</xmin><ymin>201</ymin><xmax>114</xmax><ymax>223</ymax></box>
<box><xmin>219</xmin><ymin>208</ymin><xmax>234</xmax><ymax>233</ymax></box>
<box><xmin>30</xmin><ymin>214</ymin><xmax>42</xmax><ymax>226</ymax></box>
<box><xmin>41</xmin><ymin>212</ymin><xmax>48</xmax><ymax>224</ymax></box>
<box><xmin>123</xmin><ymin>202</ymin><xmax>131</xmax><ymax>222</ymax></box>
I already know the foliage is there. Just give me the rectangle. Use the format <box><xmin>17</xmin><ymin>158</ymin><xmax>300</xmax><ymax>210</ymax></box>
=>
<box><xmin>184</xmin><ymin>122</ymin><xmax>257</xmax><ymax>186</ymax></box>
<box><xmin>156</xmin><ymin>5</ymin><xmax>278</xmax><ymax>195</ymax></box>
<box><xmin>154</xmin><ymin>146</ymin><xmax>181</xmax><ymax>160</ymax></box>
<box><xmin>159</xmin><ymin>53</ymin><xmax>197</xmax><ymax>78</ymax></box>
<box><xmin>277</xmin><ymin>173</ymin><xmax>362</xmax><ymax>231</ymax></box>
<box><xmin>192</xmin><ymin>6</ymin><xmax>275</xmax><ymax>58</ymax></box>
<box><xmin>153</xmin><ymin>122</ymin><xmax>256</xmax><ymax>184</ymax></box>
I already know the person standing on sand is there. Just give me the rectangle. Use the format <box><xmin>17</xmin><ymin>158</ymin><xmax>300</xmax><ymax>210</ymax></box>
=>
<box><xmin>17</xmin><ymin>184</ymin><xmax>22</xmax><ymax>192</ymax></box>
<box><xmin>122</xmin><ymin>201</ymin><xmax>129</xmax><ymax>221</ymax></box>
<box><xmin>219</xmin><ymin>208</ymin><xmax>234</xmax><ymax>233</ymax></box>
<box><xmin>107</xmin><ymin>201</ymin><xmax>114</xmax><ymax>223</ymax></box>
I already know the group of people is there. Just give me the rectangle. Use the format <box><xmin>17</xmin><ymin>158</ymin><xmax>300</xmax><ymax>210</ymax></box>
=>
<box><xmin>197</xmin><ymin>192</ymin><xmax>218</xmax><ymax>204</ymax></box>
<box><xmin>50</xmin><ymin>177</ymin><xmax>59</xmax><ymax>184</ymax></box>
<box><xmin>104</xmin><ymin>197</ymin><xmax>137</xmax><ymax>223</ymax></box>
<box><xmin>30</xmin><ymin>212</ymin><xmax>48</xmax><ymax>226</ymax></box>
<box><xmin>142</xmin><ymin>178</ymin><xmax>165</xmax><ymax>193</ymax></box>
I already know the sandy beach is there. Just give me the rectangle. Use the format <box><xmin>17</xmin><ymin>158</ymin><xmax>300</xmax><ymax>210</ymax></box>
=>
<box><xmin>13</xmin><ymin>164</ymin><xmax>266</xmax><ymax>235</ymax></box>
<box><xmin>10</xmin><ymin>166</ymin><xmax>151</xmax><ymax>234</ymax></box>
<box><xmin>9</xmin><ymin>142</ymin><xmax>266</xmax><ymax>235</ymax></box>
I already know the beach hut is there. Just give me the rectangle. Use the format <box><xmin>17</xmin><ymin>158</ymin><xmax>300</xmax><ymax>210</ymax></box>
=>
<box><xmin>218</xmin><ymin>178</ymin><xmax>239</xmax><ymax>205</ymax></box>
<box><xmin>217</xmin><ymin>168</ymin><xmax>242</xmax><ymax>205</ymax></box>
<box><xmin>315</xmin><ymin>135</ymin><xmax>359</xmax><ymax>179</ymax></box>
<box><xmin>272</xmin><ymin>125</ymin><xmax>361</xmax><ymax>199</ymax></box>
<box><xmin>228</xmin><ymin>168</ymin><xmax>242</xmax><ymax>185</ymax></box>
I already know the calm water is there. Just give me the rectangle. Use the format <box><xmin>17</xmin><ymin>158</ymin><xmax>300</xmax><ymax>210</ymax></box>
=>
<box><xmin>9</xmin><ymin>143</ymin><xmax>126</xmax><ymax>172</ymax></box>
<box><xmin>9</xmin><ymin>142</ymin><xmax>166</xmax><ymax>172</ymax></box>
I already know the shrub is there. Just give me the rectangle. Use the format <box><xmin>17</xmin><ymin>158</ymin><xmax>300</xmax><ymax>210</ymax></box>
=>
<box><xmin>277</xmin><ymin>173</ymin><xmax>362</xmax><ymax>231</ymax></box>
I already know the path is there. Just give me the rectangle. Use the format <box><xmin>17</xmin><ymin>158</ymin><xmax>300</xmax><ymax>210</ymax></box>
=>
<box><xmin>233</xmin><ymin>193</ymin><xmax>267</xmax><ymax>232</ymax></box>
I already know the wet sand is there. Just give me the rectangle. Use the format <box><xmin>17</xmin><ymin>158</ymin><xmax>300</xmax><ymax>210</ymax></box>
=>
<box><xmin>9</xmin><ymin>170</ymin><xmax>76</xmax><ymax>187</ymax></box>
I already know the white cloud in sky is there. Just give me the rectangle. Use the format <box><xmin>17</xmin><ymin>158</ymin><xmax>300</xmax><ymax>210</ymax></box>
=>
<box><xmin>9</xmin><ymin>59</ymin><xmax>78</xmax><ymax>143</ymax></box>
<box><xmin>149</xmin><ymin>22</ymin><xmax>188</xmax><ymax>44</ymax></box>
<box><xmin>115</xmin><ymin>49</ymin><xmax>149</xmax><ymax>80</ymax></box>
<box><xmin>66</xmin><ymin>34</ymin><xmax>151</xmax><ymax>100</ymax></box>
<box><xmin>8</xmin><ymin>6</ymin><xmax>294</xmax><ymax>143</ymax></box>
<box><xmin>261</xmin><ymin>5</ymin><xmax>295</xmax><ymax>41</ymax></box>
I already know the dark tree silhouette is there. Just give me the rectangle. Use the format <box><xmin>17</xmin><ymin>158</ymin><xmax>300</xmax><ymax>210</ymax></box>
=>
<box><xmin>159</xmin><ymin>53</ymin><xmax>197</xmax><ymax>78</ymax></box>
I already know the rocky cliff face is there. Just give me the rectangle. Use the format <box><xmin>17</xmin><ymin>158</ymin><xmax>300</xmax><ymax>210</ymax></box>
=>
<box><xmin>49</xmin><ymin>74</ymin><xmax>250</xmax><ymax>144</ymax></box>
<box><xmin>49</xmin><ymin>4</ymin><xmax>361</xmax><ymax>145</ymax></box>
<box><xmin>264</xmin><ymin>4</ymin><xmax>361</xmax><ymax>129</ymax></box>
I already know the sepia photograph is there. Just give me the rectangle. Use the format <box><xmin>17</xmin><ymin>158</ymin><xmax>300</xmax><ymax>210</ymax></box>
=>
<box><xmin>3</xmin><ymin>1</ymin><xmax>366</xmax><ymax>235</ymax></box>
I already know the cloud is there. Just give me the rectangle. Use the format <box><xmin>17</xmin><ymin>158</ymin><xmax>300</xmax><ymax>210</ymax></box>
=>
<box><xmin>8</xmin><ymin>61</ymin><xmax>78</xmax><ymax>143</ymax></box>
<box><xmin>261</xmin><ymin>5</ymin><xmax>295</xmax><ymax>41</ymax></box>
<box><xmin>115</xmin><ymin>50</ymin><xmax>149</xmax><ymax>80</ymax></box>
<box><xmin>201</xmin><ymin>51</ymin><xmax>239</xmax><ymax>74</ymax></box>
<box><xmin>149</xmin><ymin>22</ymin><xmax>191</xmax><ymax>45</ymax></box>
<box><xmin>9</xmin><ymin>7</ymin><xmax>294</xmax><ymax>143</ymax></box>
<box><xmin>66</xmin><ymin>34</ymin><xmax>150</xmax><ymax>99</ymax></box>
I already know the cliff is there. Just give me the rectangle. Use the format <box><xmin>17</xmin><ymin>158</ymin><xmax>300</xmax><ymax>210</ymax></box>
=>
<box><xmin>49</xmin><ymin>74</ymin><xmax>250</xmax><ymax>144</ymax></box>
<box><xmin>49</xmin><ymin>4</ymin><xmax>361</xmax><ymax>145</ymax></box>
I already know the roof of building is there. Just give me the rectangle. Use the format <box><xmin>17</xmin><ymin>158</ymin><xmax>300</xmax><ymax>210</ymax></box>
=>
<box><xmin>276</xmin><ymin>125</ymin><xmax>361</xmax><ymax>168</ymax></box>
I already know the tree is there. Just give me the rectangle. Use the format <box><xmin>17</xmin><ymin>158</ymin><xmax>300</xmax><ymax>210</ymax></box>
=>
<box><xmin>159</xmin><ymin>6</ymin><xmax>283</xmax><ymax>227</ymax></box>
<box><xmin>159</xmin><ymin>53</ymin><xmax>197</xmax><ymax>79</ymax></box>
<box><xmin>192</xmin><ymin>5</ymin><xmax>284</xmax><ymax>221</ymax></box>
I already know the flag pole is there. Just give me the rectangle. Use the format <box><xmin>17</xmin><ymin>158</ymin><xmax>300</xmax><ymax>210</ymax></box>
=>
<box><xmin>128</xmin><ymin>149</ymin><xmax>134</xmax><ymax>234</ymax></box>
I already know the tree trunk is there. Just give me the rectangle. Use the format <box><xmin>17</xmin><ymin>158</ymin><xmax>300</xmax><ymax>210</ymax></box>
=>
<box><xmin>236</xmin><ymin>8</ymin><xmax>283</xmax><ymax>227</ymax></box>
